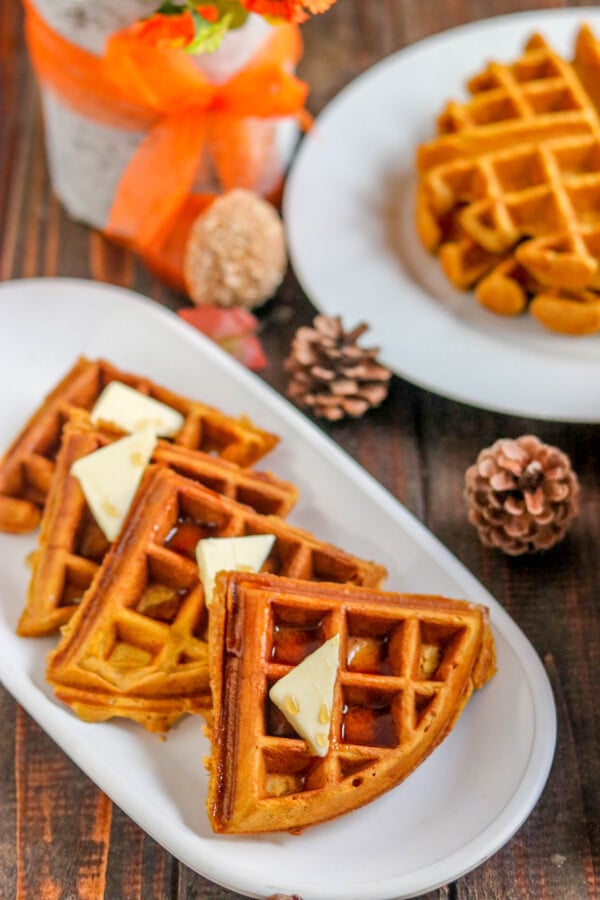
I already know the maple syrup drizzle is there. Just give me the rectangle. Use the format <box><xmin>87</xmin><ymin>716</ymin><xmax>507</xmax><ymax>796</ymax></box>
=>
<box><xmin>164</xmin><ymin>515</ymin><xmax>221</xmax><ymax>559</ymax></box>
<box><xmin>271</xmin><ymin>623</ymin><xmax>325</xmax><ymax>665</ymax></box>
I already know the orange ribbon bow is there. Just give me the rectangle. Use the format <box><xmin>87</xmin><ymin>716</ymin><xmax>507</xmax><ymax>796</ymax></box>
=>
<box><xmin>23</xmin><ymin>0</ymin><xmax>308</xmax><ymax>287</ymax></box>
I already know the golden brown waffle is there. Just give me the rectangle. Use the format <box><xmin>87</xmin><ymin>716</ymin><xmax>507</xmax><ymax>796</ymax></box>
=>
<box><xmin>18</xmin><ymin>418</ymin><xmax>299</xmax><ymax>638</ymax></box>
<box><xmin>415</xmin><ymin>26</ymin><xmax>600</xmax><ymax>334</ymax></box>
<box><xmin>46</xmin><ymin>468</ymin><xmax>386</xmax><ymax>734</ymax></box>
<box><xmin>0</xmin><ymin>356</ymin><xmax>279</xmax><ymax>534</ymax></box>
<box><xmin>206</xmin><ymin>571</ymin><xmax>496</xmax><ymax>834</ymax></box>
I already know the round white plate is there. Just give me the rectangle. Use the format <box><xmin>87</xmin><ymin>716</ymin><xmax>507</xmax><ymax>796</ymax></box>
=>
<box><xmin>0</xmin><ymin>279</ymin><xmax>556</xmax><ymax>899</ymax></box>
<box><xmin>284</xmin><ymin>9</ymin><xmax>600</xmax><ymax>422</ymax></box>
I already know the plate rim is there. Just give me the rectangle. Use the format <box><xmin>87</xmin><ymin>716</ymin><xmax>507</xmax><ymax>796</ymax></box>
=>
<box><xmin>0</xmin><ymin>277</ymin><xmax>557</xmax><ymax>899</ymax></box>
<box><xmin>284</xmin><ymin>7</ymin><xmax>600</xmax><ymax>423</ymax></box>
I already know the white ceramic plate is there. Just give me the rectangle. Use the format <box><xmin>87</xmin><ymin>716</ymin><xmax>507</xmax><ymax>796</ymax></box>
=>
<box><xmin>284</xmin><ymin>9</ymin><xmax>600</xmax><ymax>422</ymax></box>
<box><xmin>0</xmin><ymin>279</ymin><xmax>555</xmax><ymax>900</ymax></box>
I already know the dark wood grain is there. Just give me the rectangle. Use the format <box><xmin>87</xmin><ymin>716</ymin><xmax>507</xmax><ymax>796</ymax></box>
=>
<box><xmin>1</xmin><ymin>0</ymin><xmax>599</xmax><ymax>898</ymax></box>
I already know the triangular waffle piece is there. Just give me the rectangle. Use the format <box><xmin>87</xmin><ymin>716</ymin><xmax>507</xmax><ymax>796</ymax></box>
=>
<box><xmin>415</xmin><ymin>26</ymin><xmax>600</xmax><ymax>333</ymax></box>
<box><xmin>0</xmin><ymin>356</ymin><xmax>279</xmax><ymax>533</ymax></box>
<box><xmin>46</xmin><ymin>468</ymin><xmax>386</xmax><ymax>733</ymax></box>
<box><xmin>206</xmin><ymin>572</ymin><xmax>496</xmax><ymax>834</ymax></box>
<box><xmin>19</xmin><ymin>418</ymin><xmax>298</xmax><ymax>637</ymax></box>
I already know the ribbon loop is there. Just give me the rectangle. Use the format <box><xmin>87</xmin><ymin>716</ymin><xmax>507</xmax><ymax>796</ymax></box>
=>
<box><xmin>23</xmin><ymin>0</ymin><xmax>308</xmax><ymax>284</ymax></box>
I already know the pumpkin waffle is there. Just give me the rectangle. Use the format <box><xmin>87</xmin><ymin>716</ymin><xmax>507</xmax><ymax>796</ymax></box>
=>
<box><xmin>18</xmin><ymin>417</ymin><xmax>298</xmax><ymax>638</ymax></box>
<box><xmin>46</xmin><ymin>467</ymin><xmax>386</xmax><ymax>734</ymax></box>
<box><xmin>415</xmin><ymin>26</ymin><xmax>600</xmax><ymax>334</ymax></box>
<box><xmin>0</xmin><ymin>356</ymin><xmax>279</xmax><ymax>534</ymax></box>
<box><xmin>206</xmin><ymin>571</ymin><xmax>496</xmax><ymax>834</ymax></box>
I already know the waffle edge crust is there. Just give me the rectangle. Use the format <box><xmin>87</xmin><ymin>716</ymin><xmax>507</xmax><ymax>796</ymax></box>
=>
<box><xmin>0</xmin><ymin>356</ymin><xmax>279</xmax><ymax>534</ymax></box>
<box><xmin>205</xmin><ymin>572</ymin><xmax>496</xmax><ymax>835</ymax></box>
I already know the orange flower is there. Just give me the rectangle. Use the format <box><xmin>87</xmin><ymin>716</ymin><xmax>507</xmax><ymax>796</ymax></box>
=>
<box><xmin>239</xmin><ymin>0</ymin><xmax>335</xmax><ymax>23</ymax></box>
<box><xmin>133</xmin><ymin>7</ymin><xmax>219</xmax><ymax>49</ymax></box>
<box><xmin>197</xmin><ymin>5</ymin><xmax>220</xmax><ymax>22</ymax></box>
<box><xmin>133</xmin><ymin>13</ymin><xmax>195</xmax><ymax>48</ymax></box>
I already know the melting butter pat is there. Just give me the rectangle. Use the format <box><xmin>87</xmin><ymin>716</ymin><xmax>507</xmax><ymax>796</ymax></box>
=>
<box><xmin>195</xmin><ymin>534</ymin><xmax>275</xmax><ymax>606</ymax></box>
<box><xmin>70</xmin><ymin>427</ymin><xmax>157</xmax><ymax>541</ymax></box>
<box><xmin>269</xmin><ymin>634</ymin><xmax>340</xmax><ymax>758</ymax></box>
<box><xmin>91</xmin><ymin>382</ymin><xmax>185</xmax><ymax>437</ymax></box>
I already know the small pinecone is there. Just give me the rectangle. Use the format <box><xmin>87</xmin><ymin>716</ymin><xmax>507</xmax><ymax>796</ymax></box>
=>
<box><xmin>284</xmin><ymin>315</ymin><xmax>391</xmax><ymax>421</ymax></box>
<box><xmin>465</xmin><ymin>435</ymin><xmax>580</xmax><ymax>555</ymax></box>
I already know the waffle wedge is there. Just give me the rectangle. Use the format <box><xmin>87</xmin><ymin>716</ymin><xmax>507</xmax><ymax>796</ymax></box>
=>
<box><xmin>46</xmin><ymin>468</ymin><xmax>386</xmax><ymax>733</ymax></box>
<box><xmin>206</xmin><ymin>571</ymin><xmax>496</xmax><ymax>834</ymax></box>
<box><xmin>0</xmin><ymin>356</ymin><xmax>279</xmax><ymax>534</ymax></box>
<box><xmin>19</xmin><ymin>418</ymin><xmax>298</xmax><ymax>637</ymax></box>
<box><xmin>415</xmin><ymin>26</ymin><xmax>600</xmax><ymax>333</ymax></box>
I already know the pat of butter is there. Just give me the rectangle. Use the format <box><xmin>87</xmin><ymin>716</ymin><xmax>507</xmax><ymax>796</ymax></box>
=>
<box><xmin>70</xmin><ymin>427</ymin><xmax>157</xmax><ymax>541</ymax></box>
<box><xmin>195</xmin><ymin>534</ymin><xmax>275</xmax><ymax>606</ymax></box>
<box><xmin>269</xmin><ymin>634</ymin><xmax>340</xmax><ymax>758</ymax></box>
<box><xmin>91</xmin><ymin>382</ymin><xmax>185</xmax><ymax>437</ymax></box>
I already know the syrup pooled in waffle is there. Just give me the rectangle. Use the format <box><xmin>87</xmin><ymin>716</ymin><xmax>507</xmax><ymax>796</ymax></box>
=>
<box><xmin>206</xmin><ymin>572</ymin><xmax>496</xmax><ymax>834</ymax></box>
<box><xmin>0</xmin><ymin>356</ymin><xmax>279</xmax><ymax>534</ymax></box>
<box><xmin>19</xmin><ymin>417</ymin><xmax>299</xmax><ymax>637</ymax></box>
<box><xmin>46</xmin><ymin>468</ymin><xmax>386</xmax><ymax>734</ymax></box>
<box><xmin>416</xmin><ymin>26</ymin><xmax>600</xmax><ymax>333</ymax></box>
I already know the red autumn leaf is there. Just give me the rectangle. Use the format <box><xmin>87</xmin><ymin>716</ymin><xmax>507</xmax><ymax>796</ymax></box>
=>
<box><xmin>178</xmin><ymin>305</ymin><xmax>257</xmax><ymax>339</ymax></box>
<box><xmin>224</xmin><ymin>334</ymin><xmax>268</xmax><ymax>371</ymax></box>
<box><xmin>178</xmin><ymin>305</ymin><xmax>268</xmax><ymax>371</ymax></box>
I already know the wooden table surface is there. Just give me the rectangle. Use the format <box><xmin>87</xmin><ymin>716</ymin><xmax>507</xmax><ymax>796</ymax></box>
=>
<box><xmin>1</xmin><ymin>1</ymin><xmax>599</xmax><ymax>898</ymax></box>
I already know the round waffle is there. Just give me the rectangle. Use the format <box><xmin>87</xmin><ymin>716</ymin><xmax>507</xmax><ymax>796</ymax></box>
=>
<box><xmin>416</xmin><ymin>26</ymin><xmax>600</xmax><ymax>333</ymax></box>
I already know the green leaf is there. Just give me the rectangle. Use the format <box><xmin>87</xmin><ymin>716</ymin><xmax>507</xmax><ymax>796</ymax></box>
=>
<box><xmin>154</xmin><ymin>0</ymin><xmax>188</xmax><ymax>15</ymax></box>
<box><xmin>148</xmin><ymin>0</ymin><xmax>250</xmax><ymax>52</ymax></box>
<box><xmin>211</xmin><ymin>0</ymin><xmax>249</xmax><ymax>29</ymax></box>
<box><xmin>186</xmin><ymin>9</ymin><xmax>236</xmax><ymax>54</ymax></box>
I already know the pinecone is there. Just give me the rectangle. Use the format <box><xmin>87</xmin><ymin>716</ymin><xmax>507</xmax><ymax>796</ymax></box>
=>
<box><xmin>284</xmin><ymin>315</ymin><xmax>391</xmax><ymax>421</ymax></box>
<box><xmin>465</xmin><ymin>435</ymin><xmax>580</xmax><ymax>555</ymax></box>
